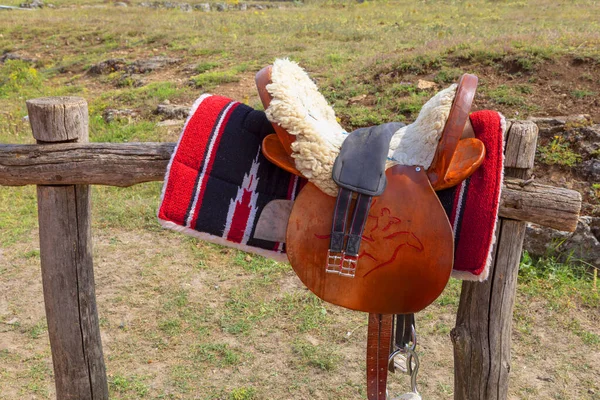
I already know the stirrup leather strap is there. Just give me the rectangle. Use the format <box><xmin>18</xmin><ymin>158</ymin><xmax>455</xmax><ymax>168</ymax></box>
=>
<box><xmin>367</xmin><ymin>313</ymin><xmax>393</xmax><ymax>400</ymax></box>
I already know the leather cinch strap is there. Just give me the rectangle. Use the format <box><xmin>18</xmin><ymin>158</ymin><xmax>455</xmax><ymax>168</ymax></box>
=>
<box><xmin>329</xmin><ymin>188</ymin><xmax>353</xmax><ymax>254</ymax></box>
<box><xmin>392</xmin><ymin>314</ymin><xmax>416</xmax><ymax>358</ymax></box>
<box><xmin>346</xmin><ymin>194</ymin><xmax>372</xmax><ymax>257</ymax></box>
<box><xmin>367</xmin><ymin>314</ymin><xmax>393</xmax><ymax>400</ymax></box>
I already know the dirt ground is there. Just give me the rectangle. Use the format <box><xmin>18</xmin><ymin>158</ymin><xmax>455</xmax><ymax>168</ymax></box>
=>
<box><xmin>1</xmin><ymin>222</ymin><xmax>599</xmax><ymax>399</ymax></box>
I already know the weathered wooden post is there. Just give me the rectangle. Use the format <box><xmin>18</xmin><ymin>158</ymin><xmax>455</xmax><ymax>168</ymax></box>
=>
<box><xmin>27</xmin><ymin>97</ymin><xmax>108</xmax><ymax>400</ymax></box>
<box><xmin>451</xmin><ymin>121</ymin><xmax>539</xmax><ymax>400</ymax></box>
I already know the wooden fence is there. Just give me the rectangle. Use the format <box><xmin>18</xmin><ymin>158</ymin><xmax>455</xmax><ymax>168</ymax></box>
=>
<box><xmin>0</xmin><ymin>97</ymin><xmax>582</xmax><ymax>400</ymax></box>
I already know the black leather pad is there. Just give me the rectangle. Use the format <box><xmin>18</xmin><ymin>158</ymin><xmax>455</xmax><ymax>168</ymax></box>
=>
<box><xmin>332</xmin><ymin>122</ymin><xmax>405</xmax><ymax>196</ymax></box>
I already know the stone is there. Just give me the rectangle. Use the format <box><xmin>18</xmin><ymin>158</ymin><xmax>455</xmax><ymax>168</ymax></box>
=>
<box><xmin>565</xmin><ymin>114</ymin><xmax>593</xmax><ymax>127</ymax></box>
<box><xmin>182</xmin><ymin>63</ymin><xmax>199</xmax><ymax>72</ymax></box>
<box><xmin>19</xmin><ymin>0</ymin><xmax>43</xmax><ymax>8</ymax></box>
<box><xmin>88</xmin><ymin>58</ymin><xmax>127</xmax><ymax>75</ymax></box>
<box><xmin>576</xmin><ymin>125</ymin><xmax>600</xmax><ymax>157</ymax></box>
<box><xmin>102</xmin><ymin>108</ymin><xmax>139</xmax><ymax>123</ymax></box>
<box><xmin>581</xmin><ymin>159</ymin><xmax>600</xmax><ymax>181</ymax></box>
<box><xmin>590</xmin><ymin>217</ymin><xmax>600</xmax><ymax>241</ymax></box>
<box><xmin>416</xmin><ymin>79</ymin><xmax>437</xmax><ymax>90</ymax></box>
<box><xmin>179</xmin><ymin>3</ymin><xmax>191</xmax><ymax>12</ymax></box>
<box><xmin>528</xmin><ymin>116</ymin><xmax>567</xmax><ymax>136</ymax></box>
<box><xmin>524</xmin><ymin>217</ymin><xmax>600</xmax><ymax>266</ymax></box>
<box><xmin>215</xmin><ymin>3</ymin><xmax>226</xmax><ymax>11</ymax></box>
<box><xmin>238</xmin><ymin>2</ymin><xmax>247</xmax><ymax>11</ymax></box>
<box><xmin>114</xmin><ymin>1</ymin><xmax>128</xmax><ymax>6</ymax></box>
<box><xmin>0</xmin><ymin>52</ymin><xmax>37</xmax><ymax>64</ymax></box>
<box><xmin>195</xmin><ymin>3</ymin><xmax>210</xmax><ymax>11</ymax></box>
<box><xmin>156</xmin><ymin>103</ymin><xmax>190</xmax><ymax>120</ymax></box>
<box><xmin>127</xmin><ymin>56</ymin><xmax>180</xmax><ymax>73</ymax></box>
<box><xmin>348</xmin><ymin>94</ymin><xmax>367</xmax><ymax>104</ymax></box>
<box><xmin>115</xmin><ymin>73</ymin><xmax>146</xmax><ymax>88</ymax></box>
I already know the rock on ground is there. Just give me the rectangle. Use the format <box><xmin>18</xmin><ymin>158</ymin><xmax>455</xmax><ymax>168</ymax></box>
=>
<box><xmin>128</xmin><ymin>56</ymin><xmax>180</xmax><ymax>73</ymax></box>
<box><xmin>156</xmin><ymin>103</ymin><xmax>190</xmax><ymax>120</ymax></box>
<box><xmin>0</xmin><ymin>52</ymin><xmax>37</xmax><ymax>64</ymax></box>
<box><xmin>88</xmin><ymin>58</ymin><xmax>127</xmax><ymax>75</ymax></box>
<box><xmin>524</xmin><ymin>217</ymin><xmax>600</xmax><ymax>267</ymax></box>
<box><xmin>88</xmin><ymin>56</ymin><xmax>180</xmax><ymax>75</ymax></box>
<box><xmin>19</xmin><ymin>0</ymin><xmax>43</xmax><ymax>8</ymax></box>
<box><xmin>102</xmin><ymin>108</ymin><xmax>139</xmax><ymax>123</ymax></box>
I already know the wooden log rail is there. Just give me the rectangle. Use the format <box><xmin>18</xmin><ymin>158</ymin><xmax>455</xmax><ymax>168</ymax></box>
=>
<box><xmin>0</xmin><ymin>97</ymin><xmax>583</xmax><ymax>400</ymax></box>
<box><xmin>0</xmin><ymin>143</ymin><xmax>581</xmax><ymax>232</ymax></box>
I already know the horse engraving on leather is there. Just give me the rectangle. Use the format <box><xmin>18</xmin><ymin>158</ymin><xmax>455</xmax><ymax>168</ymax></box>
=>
<box><xmin>286</xmin><ymin>165</ymin><xmax>454</xmax><ymax>315</ymax></box>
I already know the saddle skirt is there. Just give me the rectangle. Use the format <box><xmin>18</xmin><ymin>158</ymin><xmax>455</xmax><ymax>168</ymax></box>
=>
<box><xmin>158</xmin><ymin>94</ymin><xmax>505</xmax><ymax>282</ymax></box>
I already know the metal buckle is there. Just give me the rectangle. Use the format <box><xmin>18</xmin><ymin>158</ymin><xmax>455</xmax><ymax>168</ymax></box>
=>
<box><xmin>325</xmin><ymin>250</ymin><xmax>343</xmax><ymax>274</ymax></box>
<box><xmin>340</xmin><ymin>254</ymin><xmax>358</xmax><ymax>277</ymax></box>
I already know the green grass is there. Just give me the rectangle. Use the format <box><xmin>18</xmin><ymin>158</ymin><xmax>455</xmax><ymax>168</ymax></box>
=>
<box><xmin>519</xmin><ymin>252</ymin><xmax>599</xmax><ymax>310</ymax></box>
<box><xmin>486</xmin><ymin>85</ymin><xmax>527</xmax><ymax>106</ymax></box>
<box><xmin>0</xmin><ymin>60</ymin><xmax>42</xmax><ymax>99</ymax></box>
<box><xmin>90</xmin><ymin>118</ymin><xmax>159</xmax><ymax>142</ymax></box>
<box><xmin>537</xmin><ymin>136</ymin><xmax>583</xmax><ymax>167</ymax></box>
<box><xmin>91</xmin><ymin>182</ymin><xmax>162</xmax><ymax>230</ymax></box>
<box><xmin>434</xmin><ymin>67</ymin><xmax>463</xmax><ymax>84</ymax></box>
<box><xmin>229</xmin><ymin>387</ymin><xmax>257</xmax><ymax>400</ymax></box>
<box><xmin>28</xmin><ymin>321</ymin><xmax>47</xmax><ymax>340</ymax></box>
<box><xmin>233</xmin><ymin>252</ymin><xmax>289</xmax><ymax>278</ymax></box>
<box><xmin>190</xmin><ymin>70</ymin><xmax>241</xmax><ymax>89</ymax></box>
<box><xmin>0</xmin><ymin>186</ymin><xmax>38</xmax><ymax>246</ymax></box>
<box><xmin>195</xmin><ymin>61</ymin><xmax>221</xmax><ymax>74</ymax></box>
<box><xmin>571</xmin><ymin>89</ymin><xmax>596</xmax><ymax>99</ymax></box>
<box><xmin>192</xmin><ymin>343</ymin><xmax>242</xmax><ymax>367</ymax></box>
<box><xmin>292</xmin><ymin>339</ymin><xmax>340</xmax><ymax>372</ymax></box>
<box><xmin>109</xmin><ymin>374</ymin><xmax>150</xmax><ymax>398</ymax></box>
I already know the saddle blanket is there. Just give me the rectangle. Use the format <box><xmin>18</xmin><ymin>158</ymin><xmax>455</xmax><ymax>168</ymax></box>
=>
<box><xmin>158</xmin><ymin>94</ymin><xmax>504</xmax><ymax>281</ymax></box>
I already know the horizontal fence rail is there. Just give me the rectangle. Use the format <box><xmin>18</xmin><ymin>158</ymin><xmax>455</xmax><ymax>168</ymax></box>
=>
<box><xmin>0</xmin><ymin>142</ymin><xmax>581</xmax><ymax>232</ymax></box>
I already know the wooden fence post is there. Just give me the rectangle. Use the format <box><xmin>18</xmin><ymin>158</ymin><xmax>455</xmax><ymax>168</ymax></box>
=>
<box><xmin>27</xmin><ymin>97</ymin><xmax>108</xmax><ymax>400</ymax></box>
<box><xmin>451</xmin><ymin>121</ymin><xmax>538</xmax><ymax>400</ymax></box>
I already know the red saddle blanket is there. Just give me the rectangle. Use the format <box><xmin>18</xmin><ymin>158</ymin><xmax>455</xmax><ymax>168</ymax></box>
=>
<box><xmin>158</xmin><ymin>94</ymin><xmax>504</xmax><ymax>281</ymax></box>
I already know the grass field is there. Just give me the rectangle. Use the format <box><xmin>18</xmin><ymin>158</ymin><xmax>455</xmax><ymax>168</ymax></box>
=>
<box><xmin>1</xmin><ymin>0</ymin><xmax>600</xmax><ymax>399</ymax></box>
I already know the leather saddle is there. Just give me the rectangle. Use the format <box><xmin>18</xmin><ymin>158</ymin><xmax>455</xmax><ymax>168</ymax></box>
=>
<box><xmin>255</xmin><ymin>64</ymin><xmax>483</xmax><ymax>399</ymax></box>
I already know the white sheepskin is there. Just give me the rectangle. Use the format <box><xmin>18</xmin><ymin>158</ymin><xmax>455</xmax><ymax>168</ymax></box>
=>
<box><xmin>389</xmin><ymin>84</ymin><xmax>457</xmax><ymax>167</ymax></box>
<box><xmin>266</xmin><ymin>59</ymin><xmax>346</xmax><ymax>196</ymax></box>
<box><xmin>265</xmin><ymin>58</ymin><xmax>457</xmax><ymax>197</ymax></box>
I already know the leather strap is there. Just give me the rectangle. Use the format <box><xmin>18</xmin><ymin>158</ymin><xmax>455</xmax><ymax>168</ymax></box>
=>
<box><xmin>330</xmin><ymin>188</ymin><xmax>353</xmax><ymax>254</ymax></box>
<box><xmin>393</xmin><ymin>314</ymin><xmax>415</xmax><ymax>353</ymax></box>
<box><xmin>367</xmin><ymin>314</ymin><xmax>393</xmax><ymax>400</ymax></box>
<box><xmin>345</xmin><ymin>194</ymin><xmax>372</xmax><ymax>257</ymax></box>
